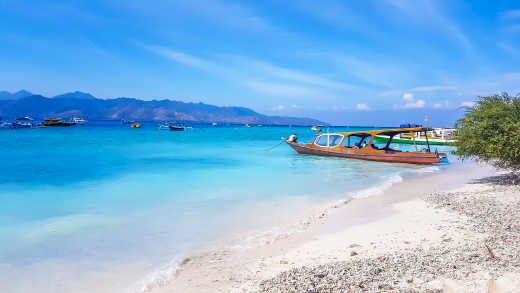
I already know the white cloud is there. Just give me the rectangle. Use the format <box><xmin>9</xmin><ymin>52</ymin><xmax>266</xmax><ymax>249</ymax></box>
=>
<box><xmin>325</xmin><ymin>54</ymin><xmax>412</xmax><ymax>88</ymax></box>
<box><xmin>145</xmin><ymin>46</ymin><xmax>350</xmax><ymax>99</ymax></box>
<box><xmin>403</xmin><ymin>99</ymin><xmax>425</xmax><ymax>109</ymax></box>
<box><xmin>272</xmin><ymin>105</ymin><xmax>285</xmax><ymax>111</ymax></box>
<box><xmin>119</xmin><ymin>0</ymin><xmax>274</xmax><ymax>33</ymax></box>
<box><xmin>248</xmin><ymin>60</ymin><xmax>354</xmax><ymax>91</ymax></box>
<box><xmin>384</xmin><ymin>0</ymin><xmax>472</xmax><ymax>54</ymax></box>
<box><xmin>144</xmin><ymin>46</ymin><xmax>218</xmax><ymax>72</ymax></box>
<box><xmin>380</xmin><ymin>85</ymin><xmax>457</xmax><ymax>97</ymax></box>
<box><xmin>245</xmin><ymin>81</ymin><xmax>316</xmax><ymax>97</ymax></box>
<box><xmin>433</xmin><ymin>100</ymin><xmax>452</xmax><ymax>109</ymax></box>
<box><xmin>403</xmin><ymin>93</ymin><xmax>414</xmax><ymax>101</ymax></box>
<box><xmin>409</xmin><ymin>85</ymin><xmax>457</xmax><ymax>92</ymax></box>
<box><xmin>332</xmin><ymin>105</ymin><xmax>350</xmax><ymax>111</ymax></box>
<box><xmin>180</xmin><ymin>0</ymin><xmax>273</xmax><ymax>32</ymax></box>
<box><xmin>355</xmin><ymin>103</ymin><xmax>371</xmax><ymax>111</ymax></box>
<box><xmin>396</xmin><ymin>93</ymin><xmax>425</xmax><ymax>109</ymax></box>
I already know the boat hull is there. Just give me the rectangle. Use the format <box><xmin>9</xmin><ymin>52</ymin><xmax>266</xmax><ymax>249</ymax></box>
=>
<box><xmin>43</xmin><ymin>123</ymin><xmax>75</xmax><ymax>127</ymax></box>
<box><xmin>285</xmin><ymin>141</ymin><xmax>444</xmax><ymax>164</ymax></box>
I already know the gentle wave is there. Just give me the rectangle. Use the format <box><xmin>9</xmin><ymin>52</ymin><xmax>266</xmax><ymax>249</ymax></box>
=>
<box><xmin>350</xmin><ymin>173</ymin><xmax>403</xmax><ymax>199</ymax></box>
<box><xmin>131</xmin><ymin>257</ymin><xmax>182</xmax><ymax>293</ymax></box>
<box><xmin>350</xmin><ymin>165</ymin><xmax>440</xmax><ymax>199</ymax></box>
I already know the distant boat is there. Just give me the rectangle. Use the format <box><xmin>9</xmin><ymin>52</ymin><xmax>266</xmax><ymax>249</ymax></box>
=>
<box><xmin>71</xmin><ymin>117</ymin><xmax>87</xmax><ymax>124</ymax></box>
<box><xmin>41</xmin><ymin>118</ymin><xmax>76</xmax><ymax>127</ymax></box>
<box><xmin>158</xmin><ymin>123</ymin><xmax>170</xmax><ymax>130</ymax></box>
<box><xmin>121</xmin><ymin>119</ymin><xmax>134</xmax><ymax>124</ymax></box>
<box><xmin>311</xmin><ymin>125</ymin><xmax>323</xmax><ymax>131</ymax></box>
<box><xmin>169</xmin><ymin>125</ymin><xmax>185</xmax><ymax>131</ymax></box>
<box><xmin>11</xmin><ymin>115</ymin><xmax>34</xmax><ymax>128</ymax></box>
<box><xmin>374</xmin><ymin>128</ymin><xmax>456</xmax><ymax>145</ymax></box>
<box><xmin>245</xmin><ymin>124</ymin><xmax>254</xmax><ymax>128</ymax></box>
<box><xmin>130</xmin><ymin>123</ymin><xmax>141</xmax><ymax>128</ymax></box>
<box><xmin>212</xmin><ymin>122</ymin><xmax>218</xmax><ymax>126</ymax></box>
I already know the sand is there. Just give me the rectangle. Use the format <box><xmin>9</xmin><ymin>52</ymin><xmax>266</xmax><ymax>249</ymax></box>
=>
<box><xmin>149</xmin><ymin>162</ymin><xmax>520</xmax><ymax>292</ymax></box>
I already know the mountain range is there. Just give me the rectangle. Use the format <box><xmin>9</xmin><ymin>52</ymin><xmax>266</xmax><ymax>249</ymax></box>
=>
<box><xmin>0</xmin><ymin>90</ymin><xmax>322</xmax><ymax>125</ymax></box>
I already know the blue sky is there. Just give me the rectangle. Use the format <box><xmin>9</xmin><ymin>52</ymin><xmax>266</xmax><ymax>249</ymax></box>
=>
<box><xmin>1</xmin><ymin>0</ymin><xmax>520</xmax><ymax>125</ymax></box>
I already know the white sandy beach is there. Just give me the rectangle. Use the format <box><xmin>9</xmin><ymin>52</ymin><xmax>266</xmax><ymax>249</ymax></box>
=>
<box><xmin>146</xmin><ymin>161</ymin><xmax>520</xmax><ymax>292</ymax></box>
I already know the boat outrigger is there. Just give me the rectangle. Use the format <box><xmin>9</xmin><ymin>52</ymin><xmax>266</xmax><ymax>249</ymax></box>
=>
<box><xmin>284</xmin><ymin>127</ymin><xmax>448</xmax><ymax>164</ymax></box>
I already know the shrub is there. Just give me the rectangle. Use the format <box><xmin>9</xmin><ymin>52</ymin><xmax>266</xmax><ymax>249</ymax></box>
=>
<box><xmin>453</xmin><ymin>93</ymin><xmax>520</xmax><ymax>171</ymax></box>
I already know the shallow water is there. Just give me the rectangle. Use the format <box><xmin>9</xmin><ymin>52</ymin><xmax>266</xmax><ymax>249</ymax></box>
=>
<box><xmin>0</xmin><ymin>122</ymin><xmax>455</xmax><ymax>292</ymax></box>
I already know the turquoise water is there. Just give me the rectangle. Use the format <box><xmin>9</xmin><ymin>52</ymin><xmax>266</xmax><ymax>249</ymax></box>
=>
<box><xmin>0</xmin><ymin>123</ymin><xmax>454</xmax><ymax>292</ymax></box>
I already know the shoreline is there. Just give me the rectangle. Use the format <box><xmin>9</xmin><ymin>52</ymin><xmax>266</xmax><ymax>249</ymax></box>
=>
<box><xmin>148</xmin><ymin>161</ymin><xmax>500</xmax><ymax>292</ymax></box>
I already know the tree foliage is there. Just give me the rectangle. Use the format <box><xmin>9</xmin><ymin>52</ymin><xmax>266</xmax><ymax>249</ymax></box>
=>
<box><xmin>453</xmin><ymin>93</ymin><xmax>520</xmax><ymax>171</ymax></box>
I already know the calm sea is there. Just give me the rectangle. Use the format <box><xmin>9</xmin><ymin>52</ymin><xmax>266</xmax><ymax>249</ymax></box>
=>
<box><xmin>0</xmin><ymin>122</ymin><xmax>454</xmax><ymax>292</ymax></box>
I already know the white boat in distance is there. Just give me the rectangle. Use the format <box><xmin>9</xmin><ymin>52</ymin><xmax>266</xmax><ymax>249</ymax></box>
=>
<box><xmin>311</xmin><ymin>125</ymin><xmax>323</xmax><ymax>131</ymax></box>
<box><xmin>72</xmin><ymin>117</ymin><xmax>87</xmax><ymax>124</ymax></box>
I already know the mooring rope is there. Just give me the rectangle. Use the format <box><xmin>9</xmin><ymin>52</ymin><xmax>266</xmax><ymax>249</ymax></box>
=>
<box><xmin>264</xmin><ymin>140</ymin><xmax>283</xmax><ymax>151</ymax></box>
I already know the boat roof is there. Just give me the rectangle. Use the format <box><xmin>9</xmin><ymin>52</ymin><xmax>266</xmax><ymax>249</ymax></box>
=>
<box><xmin>326</xmin><ymin>127</ymin><xmax>432</xmax><ymax>137</ymax></box>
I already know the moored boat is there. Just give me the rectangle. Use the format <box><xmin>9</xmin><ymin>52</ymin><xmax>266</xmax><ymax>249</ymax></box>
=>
<box><xmin>158</xmin><ymin>123</ymin><xmax>170</xmax><ymax>130</ymax></box>
<box><xmin>71</xmin><ymin>117</ymin><xmax>87</xmax><ymax>124</ymax></box>
<box><xmin>311</xmin><ymin>125</ymin><xmax>323</xmax><ymax>131</ymax></box>
<box><xmin>130</xmin><ymin>123</ymin><xmax>141</xmax><ymax>128</ymax></box>
<box><xmin>11</xmin><ymin>115</ymin><xmax>34</xmax><ymax>129</ymax></box>
<box><xmin>169</xmin><ymin>125</ymin><xmax>185</xmax><ymax>131</ymax></box>
<box><xmin>41</xmin><ymin>118</ymin><xmax>76</xmax><ymax>127</ymax></box>
<box><xmin>374</xmin><ymin>127</ymin><xmax>455</xmax><ymax>145</ymax></box>
<box><xmin>284</xmin><ymin>127</ymin><xmax>448</xmax><ymax>164</ymax></box>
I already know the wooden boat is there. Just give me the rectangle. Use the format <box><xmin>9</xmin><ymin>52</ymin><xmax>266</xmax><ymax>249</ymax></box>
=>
<box><xmin>284</xmin><ymin>127</ymin><xmax>448</xmax><ymax>164</ymax></box>
<box><xmin>374</xmin><ymin>128</ymin><xmax>455</xmax><ymax>145</ymax></box>
<box><xmin>41</xmin><ymin>118</ymin><xmax>76</xmax><ymax>127</ymax></box>
<box><xmin>130</xmin><ymin>123</ymin><xmax>141</xmax><ymax>128</ymax></box>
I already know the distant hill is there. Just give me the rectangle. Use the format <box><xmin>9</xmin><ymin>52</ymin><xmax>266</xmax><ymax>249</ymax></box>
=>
<box><xmin>0</xmin><ymin>91</ymin><xmax>322</xmax><ymax>125</ymax></box>
<box><xmin>0</xmin><ymin>90</ymin><xmax>33</xmax><ymax>100</ymax></box>
<box><xmin>52</xmin><ymin>91</ymin><xmax>97</xmax><ymax>100</ymax></box>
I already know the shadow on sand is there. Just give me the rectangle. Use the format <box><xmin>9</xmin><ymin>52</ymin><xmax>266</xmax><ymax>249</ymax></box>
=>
<box><xmin>472</xmin><ymin>172</ymin><xmax>520</xmax><ymax>186</ymax></box>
